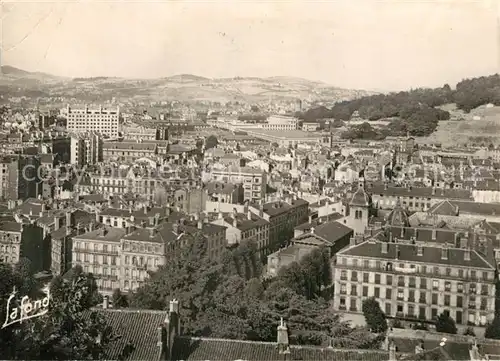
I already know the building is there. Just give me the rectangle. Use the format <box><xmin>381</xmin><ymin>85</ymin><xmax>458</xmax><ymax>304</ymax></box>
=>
<box><xmin>207</xmin><ymin>166</ymin><xmax>267</xmax><ymax>203</ymax></box>
<box><xmin>261</xmin><ymin>115</ymin><xmax>299</xmax><ymax>131</ymax></box>
<box><xmin>0</xmin><ymin>220</ymin><xmax>44</xmax><ymax>271</ymax></box>
<box><xmin>249</xmin><ymin>194</ymin><xmax>309</xmax><ymax>254</ymax></box>
<box><xmin>65</xmin><ymin>105</ymin><xmax>120</xmax><ymax>138</ymax></box>
<box><xmin>211</xmin><ymin>208</ymin><xmax>270</xmax><ymax>254</ymax></box>
<box><xmin>333</xmin><ymin>237</ymin><xmax>496</xmax><ymax>327</ymax></box>
<box><xmin>6</xmin><ymin>155</ymin><xmax>41</xmax><ymax>201</ymax></box>
<box><xmin>205</xmin><ymin>181</ymin><xmax>244</xmax><ymax>204</ymax></box>
<box><xmin>70</xmin><ymin>132</ymin><xmax>103</xmax><ymax>167</ymax></box>
<box><xmin>102</xmin><ymin>141</ymin><xmax>157</xmax><ymax>163</ymax></box>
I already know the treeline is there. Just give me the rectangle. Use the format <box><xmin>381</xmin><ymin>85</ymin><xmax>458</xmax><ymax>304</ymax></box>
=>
<box><xmin>129</xmin><ymin>235</ymin><xmax>380</xmax><ymax>348</ymax></box>
<box><xmin>455</xmin><ymin>74</ymin><xmax>500</xmax><ymax>112</ymax></box>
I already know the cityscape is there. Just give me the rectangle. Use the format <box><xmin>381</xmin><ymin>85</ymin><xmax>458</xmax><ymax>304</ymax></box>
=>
<box><xmin>1</xmin><ymin>1</ymin><xmax>500</xmax><ymax>360</ymax></box>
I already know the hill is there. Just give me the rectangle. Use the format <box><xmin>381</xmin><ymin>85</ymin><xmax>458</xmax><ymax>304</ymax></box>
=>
<box><xmin>0</xmin><ymin>66</ymin><xmax>377</xmax><ymax>104</ymax></box>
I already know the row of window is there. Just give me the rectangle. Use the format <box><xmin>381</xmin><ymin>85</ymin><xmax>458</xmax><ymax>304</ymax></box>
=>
<box><xmin>338</xmin><ymin>259</ymin><xmax>493</xmax><ymax>280</ymax></box>
<box><xmin>339</xmin><ymin>271</ymin><xmax>490</xmax><ymax>293</ymax></box>
<box><xmin>339</xmin><ymin>284</ymin><xmax>489</xmax><ymax>309</ymax></box>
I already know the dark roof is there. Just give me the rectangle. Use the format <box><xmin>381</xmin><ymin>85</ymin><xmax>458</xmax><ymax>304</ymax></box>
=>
<box><xmin>339</xmin><ymin>241</ymin><xmax>495</xmax><ymax>270</ymax></box>
<box><xmin>368</xmin><ymin>184</ymin><xmax>473</xmax><ymax>201</ymax></box>
<box><xmin>350</xmin><ymin>187</ymin><xmax>371</xmax><ymax>207</ymax></box>
<box><xmin>314</xmin><ymin>221</ymin><xmax>353</xmax><ymax>243</ymax></box>
<box><xmin>0</xmin><ymin>221</ymin><xmax>22</xmax><ymax>233</ymax></box>
<box><xmin>450</xmin><ymin>201</ymin><xmax>500</xmax><ymax>217</ymax></box>
<box><xmin>82</xmin><ymin>308</ymin><xmax>167</xmax><ymax>361</ymax></box>
<box><xmin>171</xmin><ymin>336</ymin><xmax>390</xmax><ymax>361</ymax></box>
<box><xmin>386</xmin><ymin>201</ymin><xmax>410</xmax><ymax>227</ymax></box>
<box><xmin>428</xmin><ymin>201</ymin><xmax>459</xmax><ymax>216</ymax></box>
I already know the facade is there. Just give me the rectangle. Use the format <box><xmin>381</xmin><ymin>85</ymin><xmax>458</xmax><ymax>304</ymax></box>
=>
<box><xmin>334</xmin><ymin>239</ymin><xmax>496</xmax><ymax>327</ymax></box>
<box><xmin>66</xmin><ymin>105</ymin><xmax>120</xmax><ymax>138</ymax></box>
<box><xmin>70</xmin><ymin>132</ymin><xmax>103</xmax><ymax>167</ymax></box>
<box><xmin>208</xmin><ymin>166</ymin><xmax>267</xmax><ymax>203</ymax></box>
<box><xmin>102</xmin><ymin>141</ymin><xmax>157</xmax><ymax>163</ymax></box>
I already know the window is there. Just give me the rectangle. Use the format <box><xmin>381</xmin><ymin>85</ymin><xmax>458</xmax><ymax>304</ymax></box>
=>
<box><xmin>340</xmin><ymin>270</ymin><xmax>347</xmax><ymax>280</ymax></box>
<box><xmin>408</xmin><ymin>304</ymin><xmax>415</xmax><ymax>317</ymax></box>
<box><xmin>446</xmin><ymin>268</ymin><xmax>451</xmax><ymax>276</ymax></box>
<box><xmin>397</xmin><ymin>289</ymin><xmax>404</xmax><ymax>300</ymax></box>
<box><xmin>398</xmin><ymin>276</ymin><xmax>405</xmax><ymax>287</ymax></box>
<box><xmin>409</xmin><ymin>277</ymin><xmax>416</xmax><ymax>288</ymax></box>
<box><xmin>483</xmin><ymin>272</ymin><xmax>488</xmax><ymax>280</ymax></box>
<box><xmin>470</xmin><ymin>283</ymin><xmax>477</xmax><ymax>294</ymax></box>
<box><xmin>469</xmin><ymin>297</ymin><xmax>476</xmax><ymax>309</ymax></box>
<box><xmin>374</xmin><ymin>287</ymin><xmax>380</xmax><ymax>298</ymax></box>
<box><xmin>432</xmin><ymin>293</ymin><xmax>438</xmax><ymax>305</ymax></box>
<box><xmin>431</xmin><ymin>308</ymin><xmax>438</xmax><ymax>319</ymax></box>
<box><xmin>351</xmin><ymin>271</ymin><xmax>358</xmax><ymax>281</ymax></box>
<box><xmin>433</xmin><ymin>266</ymin><xmax>439</xmax><ymax>274</ymax></box>
<box><xmin>386</xmin><ymin>275</ymin><xmax>393</xmax><ymax>285</ymax></box>
<box><xmin>445</xmin><ymin>282</ymin><xmax>451</xmax><ymax>291</ymax></box>
<box><xmin>408</xmin><ymin>290</ymin><xmax>415</xmax><ymax>302</ymax></box>
<box><xmin>375</xmin><ymin>274</ymin><xmax>381</xmax><ymax>284</ymax></box>
<box><xmin>471</xmin><ymin>270</ymin><xmax>477</xmax><ymax>279</ymax></box>
<box><xmin>363</xmin><ymin>286</ymin><xmax>368</xmax><ymax>297</ymax></box>
<box><xmin>363</xmin><ymin>273</ymin><xmax>369</xmax><ymax>283</ymax></box>
<box><xmin>458</xmin><ymin>269</ymin><xmax>464</xmax><ymax>278</ymax></box>
<box><xmin>457</xmin><ymin>283</ymin><xmax>463</xmax><ymax>293</ymax></box>
<box><xmin>363</xmin><ymin>260</ymin><xmax>369</xmax><ymax>268</ymax></box>
<box><xmin>340</xmin><ymin>284</ymin><xmax>347</xmax><ymax>294</ymax></box>
<box><xmin>419</xmin><ymin>307</ymin><xmax>426</xmax><ymax>319</ymax></box>
<box><xmin>457</xmin><ymin>295</ymin><xmax>463</xmax><ymax>308</ymax></box>
<box><xmin>456</xmin><ymin>311</ymin><xmax>463</xmax><ymax>324</ymax></box>
<box><xmin>481</xmin><ymin>285</ymin><xmax>488</xmax><ymax>295</ymax></box>
<box><xmin>386</xmin><ymin>288</ymin><xmax>392</xmax><ymax>299</ymax></box>
<box><xmin>419</xmin><ymin>292</ymin><xmax>426</xmax><ymax>303</ymax></box>
<box><xmin>481</xmin><ymin>298</ymin><xmax>487</xmax><ymax>310</ymax></box>
<box><xmin>339</xmin><ymin>298</ymin><xmax>346</xmax><ymax>310</ymax></box>
<box><xmin>432</xmin><ymin>280</ymin><xmax>439</xmax><ymax>290</ymax></box>
<box><xmin>351</xmin><ymin>285</ymin><xmax>357</xmax><ymax>296</ymax></box>
<box><xmin>444</xmin><ymin>295</ymin><xmax>450</xmax><ymax>306</ymax></box>
<box><xmin>385</xmin><ymin>303</ymin><xmax>391</xmax><ymax>316</ymax></box>
<box><xmin>420</xmin><ymin>278</ymin><xmax>427</xmax><ymax>289</ymax></box>
<box><xmin>350</xmin><ymin>298</ymin><xmax>357</xmax><ymax>311</ymax></box>
<box><xmin>397</xmin><ymin>304</ymin><xmax>403</xmax><ymax>314</ymax></box>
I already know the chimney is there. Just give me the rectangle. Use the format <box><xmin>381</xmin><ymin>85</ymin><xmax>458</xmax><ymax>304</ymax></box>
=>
<box><xmin>259</xmin><ymin>203</ymin><xmax>264</xmax><ymax>217</ymax></box>
<box><xmin>96</xmin><ymin>211</ymin><xmax>100</xmax><ymax>223</ymax></box>
<box><xmin>441</xmin><ymin>246</ymin><xmax>448</xmax><ymax>260</ymax></box>
<box><xmin>66</xmin><ymin>211</ymin><xmax>72</xmax><ymax>227</ymax></box>
<box><xmin>382</xmin><ymin>242</ymin><xmax>388</xmax><ymax>254</ymax></box>
<box><xmin>310</xmin><ymin>227</ymin><xmax>315</xmax><ymax>234</ymax></box>
<box><xmin>172</xmin><ymin>223</ymin><xmax>179</xmax><ymax>234</ymax></box>
<box><xmin>66</xmin><ymin>226</ymin><xmax>71</xmax><ymax>236</ymax></box>
<box><xmin>157</xmin><ymin>326</ymin><xmax>164</xmax><ymax>347</ymax></box>
<box><xmin>417</xmin><ymin>245</ymin><xmax>423</xmax><ymax>256</ymax></box>
<box><xmin>144</xmin><ymin>205</ymin><xmax>148</xmax><ymax>214</ymax></box>
<box><xmin>247</xmin><ymin>210</ymin><xmax>252</xmax><ymax>220</ymax></box>
<box><xmin>233</xmin><ymin>217</ymin><xmax>238</xmax><ymax>228</ymax></box>
<box><xmin>218</xmin><ymin>212</ymin><xmax>223</xmax><ymax>219</ymax></box>
<box><xmin>41</xmin><ymin>203</ymin><xmax>46</xmax><ymax>212</ymax></box>
<box><xmin>465</xmin><ymin>248</ymin><xmax>471</xmax><ymax>261</ymax></box>
<box><xmin>197</xmin><ymin>219</ymin><xmax>203</xmax><ymax>230</ymax></box>
<box><xmin>194</xmin><ymin>212</ymin><xmax>199</xmax><ymax>221</ymax></box>
<box><xmin>400</xmin><ymin>227</ymin><xmax>404</xmax><ymax>238</ymax></box>
<box><xmin>103</xmin><ymin>295</ymin><xmax>109</xmax><ymax>309</ymax></box>
<box><xmin>432</xmin><ymin>229</ymin><xmax>437</xmax><ymax>240</ymax></box>
<box><xmin>308</xmin><ymin>215</ymin><xmax>312</xmax><ymax>224</ymax></box>
<box><xmin>54</xmin><ymin>216</ymin><xmax>60</xmax><ymax>230</ymax></box>
<box><xmin>395</xmin><ymin>244</ymin><xmax>400</xmax><ymax>260</ymax></box>
<box><xmin>350</xmin><ymin>237</ymin><xmax>356</xmax><ymax>247</ymax></box>
<box><xmin>149</xmin><ymin>227</ymin><xmax>156</xmax><ymax>238</ymax></box>
<box><xmin>277</xmin><ymin>318</ymin><xmax>289</xmax><ymax>353</ymax></box>
<box><xmin>432</xmin><ymin>187</ymin><xmax>436</xmax><ymax>195</ymax></box>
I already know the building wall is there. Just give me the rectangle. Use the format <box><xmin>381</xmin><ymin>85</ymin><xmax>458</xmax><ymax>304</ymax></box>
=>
<box><xmin>66</xmin><ymin>105</ymin><xmax>120</xmax><ymax>138</ymax></box>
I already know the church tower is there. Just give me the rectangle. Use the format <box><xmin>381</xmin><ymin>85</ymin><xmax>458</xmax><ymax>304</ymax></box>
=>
<box><xmin>346</xmin><ymin>178</ymin><xmax>372</xmax><ymax>235</ymax></box>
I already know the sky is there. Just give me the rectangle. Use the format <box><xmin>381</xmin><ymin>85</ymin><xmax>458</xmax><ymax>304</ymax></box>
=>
<box><xmin>2</xmin><ymin>0</ymin><xmax>499</xmax><ymax>91</ymax></box>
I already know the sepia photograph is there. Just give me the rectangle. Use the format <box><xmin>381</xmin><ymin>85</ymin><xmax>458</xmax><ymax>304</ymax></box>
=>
<box><xmin>1</xmin><ymin>0</ymin><xmax>500</xmax><ymax>359</ymax></box>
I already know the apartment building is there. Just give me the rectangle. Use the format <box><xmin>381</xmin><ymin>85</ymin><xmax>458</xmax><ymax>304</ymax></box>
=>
<box><xmin>333</xmin><ymin>239</ymin><xmax>496</xmax><ymax>327</ymax></box>
<box><xmin>249</xmin><ymin>194</ymin><xmax>309</xmax><ymax>254</ymax></box>
<box><xmin>208</xmin><ymin>166</ymin><xmax>267</xmax><ymax>203</ymax></box>
<box><xmin>211</xmin><ymin>208</ymin><xmax>270</xmax><ymax>253</ymax></box>
<box><xmin>102</xmin><ymin>141</ymin><xmax>157</xmax><ymax>163</ymax></box>
<box><xmin>6</xmin><ymin>155</ymin><xmax>41</xmax><ymax>201</ymax></box>
<box><xmin>65</xmin><ymin>105</ymin><xmax>120</xmax><ymax>138</ymax></box>
<box><xmin>0</xmin><ymin>221</ymin><xmax>22</xmax><ymax>264</ymax></box>
<box><xmin>70</xmin><ymin>132</ymin><xmax>103</xmax><ymax>167</ymax></box>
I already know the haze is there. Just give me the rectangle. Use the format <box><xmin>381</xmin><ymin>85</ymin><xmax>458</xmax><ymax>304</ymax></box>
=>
<box><xmin>2</xmin><ymin>0</ymin><xmax>499</xmax><ymax>91</ymax></box>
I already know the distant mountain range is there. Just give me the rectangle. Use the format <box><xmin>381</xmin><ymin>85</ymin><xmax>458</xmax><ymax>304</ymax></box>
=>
<box><xmin>0</xmin><ymin>65</ymin><xmax>378</xmax><ymax>104</ymax></box>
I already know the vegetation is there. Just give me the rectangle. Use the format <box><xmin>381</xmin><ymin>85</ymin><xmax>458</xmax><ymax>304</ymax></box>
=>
<box><xmin>0</xmin><ymin>262</ymin><xmax>118</xmax><ymax>359</ymax></box>
<box><xmin>362</xmin><ymin>298</ymin><xmax>388</xmax><ymax>333</ymax></box>
<box><xmin>112</xmin><ymin>288</ymin><xmax>128</xmax><ymax>308</ymax></box>
<box><xmin>130</xmin><ymin>235</ymin><xmax>379</xmax><ymax>348</ymax></box>
<box><xmin>205</xmin><ymin>135</ymin><xmax>218</xmax><ymax>150</ymax></box>
<box><xmin>435</xmin><ymin>312</ymin><xmax>457</xmax><ymax>334</ymax></box>
<box><xmin>463</xmin><ymin>327</ymin><xmax>476</xmax><ymax>336</ymax></box>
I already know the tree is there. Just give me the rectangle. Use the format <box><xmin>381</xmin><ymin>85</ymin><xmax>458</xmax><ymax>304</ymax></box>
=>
<box><xmin>205</xmin><ymin>135</ymin><xmax>218</xmax><ymax>150</ymax></box>
<box><xmin>112</xmin><ymin>288</ymin><xmax>128</xmax><ymax>308</ymax></box>
<box><xmin>485</xmin><ymin>317</ymin><xmax>500</xmax><ymax>339</ymax></box>
<box><xmin>362</xmin><ymin>297</ymin><xmax>387</xmax><ymax>333</ymax></box>
<box><xmin>435</xmin><ymin>312</ymin><xmax>457</xmax><ymax>334</ymax></box>
<box><xmin>464</xmin><ymin>327</ymin><xmax>476</xmax><ymax>336</ymax></box>
<box><xmin>0</xmin><ymin>262</ymin><xmax>120</xmax><ymax>359</ymax></box>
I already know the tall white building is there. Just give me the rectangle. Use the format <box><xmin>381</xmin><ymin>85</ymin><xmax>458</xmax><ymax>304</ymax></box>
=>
<box><xmin>70</xmin><ymin>132</ymin><xmax>103</xmax><ymax>168</ymax></box>
<box><xmin>66</xmin><ymin>105</ymin><xmax>120</xmax><ymax>138</ymax></box>
<box><xmin>261</xmin><ymin>115</ymin><xmax>298</xmax><ymax>131</ymax></box>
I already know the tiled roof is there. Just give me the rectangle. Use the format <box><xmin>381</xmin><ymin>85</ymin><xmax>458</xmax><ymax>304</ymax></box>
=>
<box><xmin>450</xmin><ymin>201</ymin><xmax>500</xmax><ymax>217</ymax></box>
<box><xmin>0</xmin><ymin>221</ymin><xmax>22</xmax><ymax>233</ymax></box>
<box><xmin>368</xmin><ymin>184</ymin><xmax>473</xmax><ymax>201</ymax></box>
<box><xmin>171</xmin><ymin>336</ymin><xmax>390</xmax><ymax>361</ymax></box>
<box><xmin>339</xmin><ymin>241</ymin><xmax>495</xmax><ymax>269</ymax></box>
<box><xmin>313</xmin><ymin>221</ymin><xmax>353</xmax><ymax>244</ymax></box>
<box><xmin>82</xmin><ymin>308</ymin><xmax>166</xmax><ymax>361</ymax></box>
<box><xmin>74</xmin><ymin>227</ymin><xmax>126</xmax><ymax>243</ymax></box>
